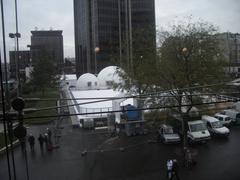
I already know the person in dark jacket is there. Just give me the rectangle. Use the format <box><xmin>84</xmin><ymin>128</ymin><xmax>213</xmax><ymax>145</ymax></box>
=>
<box><xmin>20</xmin><ymin>138</ymin><xmax>26</xmax><ymax>154</ymax></box>
<box><xmin>28</xmin><ymin>134</ymin><xmax>35</xmax><ymax>151</ymax></box>
<box><xmin>38</xmin><ymin>134</ymin><xmax>44</xmax><ymax>151</ymax></box>
<box><xmin>44</xmin><ymin>133</ymin><xmax>49</xmax><ymax>149</ymax></box>
<box><xmin>47</xmin><ymin>128</ymin><xmax>52</xmax><ymax>144</ymax></box>
<box><xmin>172</xmin><ymin>159</ymin><xmax>180</xmax><ymax>180</ymax></box>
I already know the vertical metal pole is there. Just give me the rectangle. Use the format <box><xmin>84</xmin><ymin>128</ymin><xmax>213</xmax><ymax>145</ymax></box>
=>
<box><xmin>14</xmin><ymin>39</ymin><xmax>18</xmax><ymax>90</ymax></box>
<box><xmin>7</xmin><ymin>117</ymin><xmax>17</xmax><ymax>180</ymax></box>
<box><xmin>92</xmin><ymin>0</ymin><xmax>97</xmax><ymax>74</ymax></box>
<box><xmin>0</xmin><ymin>0</ymin><xmax>10</xmax><ymax>109</ymax></box>
<box><xmin>118</xmin><ymin>0</ymin><xmax>122</xmax><ymax>65</ymax></box>
<box><xmin>14</xmin><ymin>0</ymin><xmax>21</xmax><ymax>97</ymax></box>
<box><xmin>124</xmin><ymin>0</ymin><xmax>130</xmax><ymax>71</ymax></box>
<box><xmin>128</xmin><ymin>0</ymin><xmax>133</xmax><ymax>73</ymax></box>
<box><xmin>94</xmin><ymin>50</ymin><xmax>97</xmax><ymax>74</ymax></box>
<box><xmin>0</xmin><ymin>0</ymin><xmax>12</xmax><ymax>179</ymax></box>
<box><xmin>0</xmin><ymin>53</ymin><xmax>12</xmax><ymax>180</ymax></box>
<box><xmin>23</xmin><ymin>139</ymin><xmax>30</xmax><ymax>180</ymax></box>
<box><xmin>19</xmin><ymin>111</ymin><xmax>30</xmax><ymax>180</ymax></box>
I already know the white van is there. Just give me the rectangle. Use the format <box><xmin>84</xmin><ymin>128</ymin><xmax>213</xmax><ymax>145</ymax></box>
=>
<box><xmin>214</xmin><ymin>113</ymin><xmax>232</xmax><ymax>126</ymax></box>
<box><xmin>223</xmin><ymin>109</ymin><xmax>240</xmax><ymax>125</ymax></box>
<box><xmin>202</xmin><ymin>115</ymin><xmax>230</xmax><ymax>137</ymax></box>
<box><xmin>187</xmin><ymin>120</ymin><xmax>211</xmax><ymax>143</ymax></box>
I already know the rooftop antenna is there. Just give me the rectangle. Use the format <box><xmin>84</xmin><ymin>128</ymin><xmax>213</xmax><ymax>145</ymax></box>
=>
<box><xmin>34</xmin><ymin>26</ymin><xmax>38</xmax><ymax>31</ymax></box>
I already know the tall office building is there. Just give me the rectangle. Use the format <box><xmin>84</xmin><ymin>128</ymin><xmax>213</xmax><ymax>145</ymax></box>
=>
<box><xmin>30</xmin><ymin>30</ymin><xmax>64</xmax><ymax>73</ymax></box>
<box><xmin>74</xmin><ymin>0</ymin><xmax>156</xmax><ymax>77</ymax></box>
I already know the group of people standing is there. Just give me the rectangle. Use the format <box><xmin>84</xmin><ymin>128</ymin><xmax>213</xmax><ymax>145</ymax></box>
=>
<box><xmin>27</xmin><ymin>128</ymin><xmax>53</xmax><ymax>152</ymax></box>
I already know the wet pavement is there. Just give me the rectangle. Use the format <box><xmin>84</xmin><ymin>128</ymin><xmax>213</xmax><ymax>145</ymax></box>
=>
<box><xmin>1</xmin><ymin>119</ymin><xmax>240</xmax><ymax>180</ymax></box>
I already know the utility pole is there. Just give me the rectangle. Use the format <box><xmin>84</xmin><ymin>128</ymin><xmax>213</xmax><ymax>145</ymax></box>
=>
<box><xmin>118</xmin><ymin>0</ymin><xmax>122</xmax><ymax>66</ymax></box>
<box><xmin>14</xmin><ymin>0</ymin><xmax>21</xmax><ymax>97</ymax></box>
<box><xmin>128</xmin><ymin>0</ymin><xmax>133</xmax><ymax>73</ymax></box>
<box><xmin>124</xmin><ymin>0</ymin><xmax>133</xmax><ymax>74</ymax></box>
<box><xmin>124</xmin><ymin>0</ymin><xmax>130</xmax><ymax>71</ymax></box>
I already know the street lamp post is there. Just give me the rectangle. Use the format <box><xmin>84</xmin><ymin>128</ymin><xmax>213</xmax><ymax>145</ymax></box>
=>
<box><xmin>9</xmin><ymin>32</ymin><xmax>21</xmax><ymax>97</ymax></box>
<box><xmin>94</xmin><ymin>47</ymin><xmax>100</xmax><ymax>75</ymax></box>
<box><xmin>181</xmin><ymin>47</ymin><xmax>190</xmax><ymax>160</ymax></box>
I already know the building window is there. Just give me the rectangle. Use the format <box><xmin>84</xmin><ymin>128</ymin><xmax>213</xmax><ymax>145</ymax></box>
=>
<box><xmin>88</xmin><ymin>82</ymin><xmax>92</xmax><ymax>87</ymax></box>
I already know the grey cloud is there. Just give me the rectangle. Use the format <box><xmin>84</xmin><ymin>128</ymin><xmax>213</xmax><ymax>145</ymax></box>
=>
<box><xmin>155</xmin><ymin>0</ymin><xmax>240</xmax><ymax>33</ymax></box>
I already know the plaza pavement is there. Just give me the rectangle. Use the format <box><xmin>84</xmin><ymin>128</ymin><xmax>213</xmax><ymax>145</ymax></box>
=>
<box><xmin>1</xmin><ymin>118</ymin><xmax>240</xmax><ymax>180</ymax></box>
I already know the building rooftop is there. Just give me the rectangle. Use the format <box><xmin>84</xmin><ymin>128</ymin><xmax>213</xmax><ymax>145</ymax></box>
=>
<box><xmin>31</xmin><ymin>30</ymin><xmax>63</xmax><ymax>36</ymax></box>
<box><xmin>71</xmin><ymin>89</ymin><xmax>133</xmax><ymax>110</ymax></box>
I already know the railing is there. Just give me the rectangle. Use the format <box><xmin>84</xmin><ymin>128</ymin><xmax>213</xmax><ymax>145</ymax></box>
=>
<box><xmin>216</xmin><ymin>94</ymin><xmax>240</xmax><ymax>102</ymax></box>
<box><xmin>78</xmin><ymin>107</ymin><xmax>112</xmax><ymax>117</ymax></box>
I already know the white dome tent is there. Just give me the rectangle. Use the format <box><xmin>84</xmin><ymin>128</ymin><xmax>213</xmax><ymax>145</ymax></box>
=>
<box><xmin>97</xmin><ymin>66</ymin><xmax>122</xmax><ymax>89</ymax></box>
<box><xmin>76</xmin><ymin>73</ymin><xmax>99</xmax><ymax>90</ymax></box>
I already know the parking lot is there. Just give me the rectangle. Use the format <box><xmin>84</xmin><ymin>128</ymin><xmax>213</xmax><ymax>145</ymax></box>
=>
<box><xmin>0</xmin><ymin>122</ymin><xmax>240</xmax><ymax>180</ymax></box>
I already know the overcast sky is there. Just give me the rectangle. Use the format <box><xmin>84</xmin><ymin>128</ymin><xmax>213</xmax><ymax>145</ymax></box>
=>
<box><xmin>1</xmin><ymin>0</ymin><xmax>240</xmax><ymax>59</ymax></box>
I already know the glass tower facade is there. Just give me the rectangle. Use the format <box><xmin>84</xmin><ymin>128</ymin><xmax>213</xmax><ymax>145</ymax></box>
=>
<box><xmin>74</xmin><ymin>0</ymin><xmax>156</xmax><ymax>77</ymax></box>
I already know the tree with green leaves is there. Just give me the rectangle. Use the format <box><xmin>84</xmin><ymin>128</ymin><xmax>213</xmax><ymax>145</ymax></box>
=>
<box><xmin>116</xmin><ymin>18</ymin><xmax>227</xmax><ymax>149</ymax></box>
<box><xmin>156</xmin><ymin>19</ymin><xmax>227</xmax><ymax>148</ymax></box>
<box><xmin>30</xmin><ymin>51</ymin><xmax>59</xmax><ymax>95</ymax></box>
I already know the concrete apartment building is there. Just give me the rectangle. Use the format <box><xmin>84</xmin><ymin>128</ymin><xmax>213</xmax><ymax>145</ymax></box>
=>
<box><xmin>74</xmin><ymin>0</ymin><xmax>156</xmax><ymax>77</ymax></box>
<box><xmin>30</xmin><ymin>30</ymin><xmax>64</xmax><ymax>73</ymax></box>
<box><xmin>9</xmin><ymin>50</ymin><xmax>31</xmax><ymax>80</ymax></box>
<box><xmin>217</xmin><ymin>32</ymin><xmax>240</xmax><ymax>76</ymax></box>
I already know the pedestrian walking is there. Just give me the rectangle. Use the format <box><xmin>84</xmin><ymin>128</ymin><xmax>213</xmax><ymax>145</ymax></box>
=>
<box><xmin>38</xmin><ymin>134</ymin><xmax>44</xmax><ymax>151</ymax></box>
<box><xmin>28</xmin><ymin>134</ymin><xmax>35</xmax><ymax>151</ymax></box>
<box><xmin>44</xmin><ymin>133</ymin><xmax>49</xmax><ymax>149</ymax></box>
<box><xmin>184</xmin><ymin>148</ymin><xmax>196</xmax><ymax>169</ymax></box>
<box><xmin>166</xmin><ymin>159</ymin><xmax>173</xmax><ymax>180</ymax></box>
<box><xmin>44</xmin><ymin>132</ymin><xmax>53</xmax><ymax>151</ymax></box>
<box><xmin>172</xmin><ymin>159</ymin><xmax>180</xmax><ymax>180</ymax></box>
<box><xmin>20</xmin><ymin>138</ymin><xmax>26</xmax><ymax>154</ymax></box>
<box><xmin>47</xmin><ymin>128</ymin><xmax>52</xmax><ymax>144</ymax></box>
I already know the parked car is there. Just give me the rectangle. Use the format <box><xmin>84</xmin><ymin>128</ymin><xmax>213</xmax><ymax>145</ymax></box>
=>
<box><xmin>187</xmin><ymin>120</ymin><xmax>211</xmax><ymax>143</ymax></box>
<box><xmin>214</xmin><ymin>113</ymin><xmax>232</xmax><ymax>126</ymax></box>
<box><xmin>223</xmin><ymin>109</ymin><xmax>240</xmax><ymax>125</ymax></box>
<box><xmin>158</xmin><ymin>124</ymin><xmax>181</xmax><ymax>143</ymax></box>
<box><xmin>202</xmin><ymin>115</ymin><xmax>230</xmax><ymax>137</ymax></box>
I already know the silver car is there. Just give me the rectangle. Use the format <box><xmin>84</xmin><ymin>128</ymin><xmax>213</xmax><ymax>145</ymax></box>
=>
<box><xmin>158</xmin><ymin>124</ymin><xmax>181</xmax><ymax>143</ymax></box>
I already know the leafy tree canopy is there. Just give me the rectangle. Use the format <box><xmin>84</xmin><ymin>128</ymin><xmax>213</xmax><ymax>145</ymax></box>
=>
<box><xmin>117</xmin><ymin>18</ymin><xmax>227</xmax><ymax>113</ymax></box>
<box><xmin>30</xmin><ymin>51</ymin><xmax>59</xmax><ymax>95</ymax></box>
<box><xmin>156</xmin><ymin>19</ymin><xmax>227</xmax><ymax>114</ymax></box>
